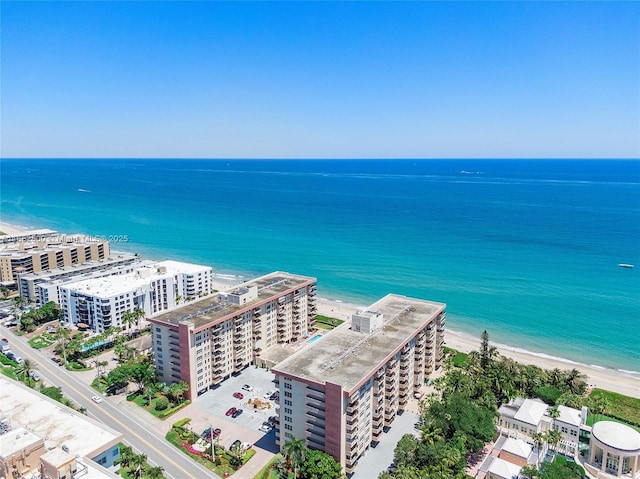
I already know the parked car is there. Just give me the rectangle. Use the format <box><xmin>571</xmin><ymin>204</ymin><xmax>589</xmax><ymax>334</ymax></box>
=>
<box><xmin>91</xmin><ymin>395</ymin><xmax>103</xmax><ymax>404</ymax></box>
<box><xmin>268</xmin><ymin>415</ymin><xmax>277</xmax><ymax>425</ymax></box>
<box><xmin>202</xmin><ymin>427</ymin><xmax>221</xmax><ymax>440</ymax></box>
<box><xmin>241</xmin><ymin>384</ymin><xmax>253</xmax><ymax>391</ymax></box>
<box><xmin>225</xmin><ymin>407</ymin><xmax>237</xmax><ymax>417</ymax></box>
<box><xmin>259</xmin><ymin>422</ymin><xmax>273</xmax><ymax>433</ymax></box>
<box><xmin>263</xmin><ymin>390</ymin><xmax>274</xmax><ymax>399</ymax></box>
<box><xmin>269</xmin><ymin>392</ymin><xmax>279</xmax><ymax>401</ymax></box>
<box><xmin>28</xmin><ymin>370</ymin><xmax>41</xmax><ymax>381</ymax></box>
<box><xmin>230</xmin><ymin>440</ymin><xmax>242</xmax><ymax>450</ymax></box>
<box><xmin>233</xmin><ymin>392</ymin><xmax>244</xmax><ymax>400</ymax></box>
<box><xmin>231</xmin><ymin>408</ymin><xmax>243</xmax><ymax>418</ymax></box>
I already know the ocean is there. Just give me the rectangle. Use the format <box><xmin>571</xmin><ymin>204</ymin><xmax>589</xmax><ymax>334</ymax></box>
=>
<box><xmin>1</xmin><ymin>159</ymin><xmax>639</xmax><ymax>374</ymax></box>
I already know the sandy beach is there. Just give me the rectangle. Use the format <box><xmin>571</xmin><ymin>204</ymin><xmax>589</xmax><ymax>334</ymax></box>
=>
<box><xmin>3</xmin><ymin>220</ymin><xmax>639</xmax><ymax>398</ymax></box>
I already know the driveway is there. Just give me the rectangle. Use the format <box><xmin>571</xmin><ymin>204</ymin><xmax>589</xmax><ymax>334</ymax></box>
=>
<box><xmin>350</xmin><ymin>410</ymin><xmax>420</xmax><ymax>479</ymax></box>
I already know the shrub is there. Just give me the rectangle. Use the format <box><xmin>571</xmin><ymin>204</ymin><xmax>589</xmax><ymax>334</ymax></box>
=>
<box><xmin>155</xmin><ymin>396</ymin><xmax>169</xmax><ymax>411</ymax></box>
<box><xmin>534</xmin><ymin>385</ymin><xmax>562</xmax><ymax>405</ymax></box>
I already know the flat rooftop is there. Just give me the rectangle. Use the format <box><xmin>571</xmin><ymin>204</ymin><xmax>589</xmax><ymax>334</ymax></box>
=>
<box><xmin>0</xmin><ymin>426</ymin><xmax>41</xmax><ymax>457</ymax></box>
<box><xmin>273</xmin><ymin>294</ymin><xmax>445</xmax><ymax>392</ymax></box>
<box><xmin>150</xmin><ymin>271</ymin><xmax>316</xmax><ymax>329</ymax></box>
<box><xmin>61</xmin><ymin>260</ymin><xmax>210</xmax><ymax>298</ymax></box>
<box><xmin>18</xmin><ymin>253</ymin><xmax>138</xmax><ymax>280</ymax></box>
<box><xmin>0</xmin><ymin>378</ymin><xmax>121</xmax><ymax>458</ymax></box>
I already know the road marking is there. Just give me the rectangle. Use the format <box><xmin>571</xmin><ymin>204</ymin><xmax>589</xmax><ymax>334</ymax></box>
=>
<box><xmin>2</xmin><ymin>327</ymin><xmax>216</xmax><ymax>479</ymax></box>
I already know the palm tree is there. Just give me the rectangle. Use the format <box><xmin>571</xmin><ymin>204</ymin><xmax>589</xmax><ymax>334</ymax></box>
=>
<box><xmin>132</xmin><ymin>307</ymin><xmax>145</xmax><ymax>332</ymax></box>
<box><xmin>15</xmin><ymin>359</ymin><xmax>36</xmax><ymax>382</ymax></box>
<box><xmin>130</xmin><ymin>452</ymin><xmax>147</xmax><ymax>479</ymax></box>
<box><xmin>144</xmin><ymin>465</ymin><xmax>165</xmax><ymax>479</ymax></box>
<box><xmin>532</xmin><ymin>432</ymin><xmax>546</xmax><ymax>467</ymax></box>
<box><xmin>545</xmin><ymin>429</ymin><xmax>562</xmax><ymax>454</ymax></box>
<box><xmin>283</xmin><ymin>435</ymin><xmax>307</xmax><ymax>477</ymax></box>
<box><xmin>13</xmin><ymin>296</ymin><xmax>27</xmax><ymax>311</ymax></box>
<box><xmin>565</xmin><ymin>368</ymin><xmax>587</xmax><ymax>395</ymax></box>
<box><xmin>115</xmin><ymin>445</ymin><xmax>136</xmax><ymax>469</ymax></box>
<box><xmin>55</xmin><ymin>327</ymin><xmax>72</xmax><ymax>364</ymax></box>
<box><xmin>121</xmin><ymin>311</ymin><xmax>136</xmax><ymax>332</ymax></box>
<box><xmin>0</xmin><ymin>285</ymin><xmax>10</xmax><ymax>298</ymax></box>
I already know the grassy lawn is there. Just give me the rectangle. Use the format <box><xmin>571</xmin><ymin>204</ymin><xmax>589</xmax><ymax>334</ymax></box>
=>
<box><xmin>28</xmin><ymin>334</ymin><xmax>56</xmax><ymax>349</ymax></box>
<box><xmin>0</xmin><ymin>365</ymin><xmax>17</xmax><ymax>380</ymax></box>
<box><xmin>254</xmin><ymin>454</ymin><xmax>294</xmax><ymax>479</ymax></box>
<box><xmin>314</xmin><ymin>322</ymin><xmax>334</xmax><ymax>330</ymax></box>
<box><xmin>588</xmin><ymin>388</ymin><xmax>640</xmax><ymax>428</ymax></box>
<box><xmin>131</xmin><ymin>392</ymin><xmax>190</xmax><ymax>419</ymax></box>
<box><xmin>444</xmin><ymin>347</ymin><xmax>468</xmax><ymax>368</ymax></box>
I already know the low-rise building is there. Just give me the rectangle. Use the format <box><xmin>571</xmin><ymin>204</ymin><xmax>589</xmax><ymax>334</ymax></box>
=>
<box><xmin>497</xmin><ymin>397</ymin><xmax>552</xmax><ymax>440</ymax></box>
<box><xmin>271</xmin><ymin>294</ymin><xmax>446</xmax><ymax>474</ymax></box>
<box><xmin>148</xmin><ymin>271</ymin><xmax>317</xmax><ymax>398</ymax></box>
<box><xmin>0</xmin><ymin>377</ymin><xmax>122</xmax><ymax>478</ymax></box>
<box><xmin>59</xmin><ymin>260</ymin><xmax>213</xmax><ymax>333</ymax></box>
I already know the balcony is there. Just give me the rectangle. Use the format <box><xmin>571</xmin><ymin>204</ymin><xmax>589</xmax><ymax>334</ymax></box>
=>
<box><xmin>305</xmin><ymin>398</ymin><xmax>326</xmax><ymax>410</ymax></box>
<box><xmin>305</xmin><ymin>410</ymin><xmax>325</xmax><ymax>422</ymax></box>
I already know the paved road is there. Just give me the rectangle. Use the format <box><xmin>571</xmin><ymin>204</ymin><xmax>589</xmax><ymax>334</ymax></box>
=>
<box><xmin>1</xmin><ymin>325</ymin><xmax>220</xmax><ymax>479</ymax></box>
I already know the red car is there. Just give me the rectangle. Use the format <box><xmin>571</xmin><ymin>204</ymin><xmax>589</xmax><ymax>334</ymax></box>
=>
<box><xmin>233</xmin><ymin>392</ymin><xmax>244</xmax><ymax>400</ymax></box>
<box><xmin>226</xmin><ymin>407</ymin><xmax>237</xmax><ymax>417</ymax></box>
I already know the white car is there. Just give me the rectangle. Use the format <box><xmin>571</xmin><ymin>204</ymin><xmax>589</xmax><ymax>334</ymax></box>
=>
<box><xmin>241</xmin><ymin>384</ymin><xmax>254</xmax><ymax>392</ymax></box>
<box><xmin>263</xmin><ymin>390</ymin><xmax>274</xmax><ymax>399</ymax></box>
<box><xmin>91</xmin><ymin>395</ymin><xmax>103</xmax><ymax>404</ymax></box>
<box><xmin>259</xmin><ymin>423</ymin><xmax>273</xmax><ymax>433</ymax></box>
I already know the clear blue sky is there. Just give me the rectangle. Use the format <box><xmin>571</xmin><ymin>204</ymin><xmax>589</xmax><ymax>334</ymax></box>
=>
<box><xmin>2</xmin><ymin>1</ymin><xmax>638</xmax><ymax>158</ymax></box>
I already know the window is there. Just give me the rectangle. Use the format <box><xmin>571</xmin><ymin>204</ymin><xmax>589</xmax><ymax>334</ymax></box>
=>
<box><xmin>284</xmin><ymin>383</ymin><xmax>292</xmax><ymax>390</ymax></box>
<box><xmin>285</xmin><ymin>408</ymin><xmax>292</xmax><ymax>414</ymax></box>
<box><xmin>285</xmin><ymin>424</ymin><xmax>292</xmax><ymax>431</ymax></box>
<box><xmin>285</xmin><ymin>416</ymin><xmax>292</xmax><ymax>423</ymax></box>
<box><xmin>285</xmin><ymin>392</ymin><xmax>292</xmax><ymax>398</ymax></box>
<box><xmin>285</xmin><ymin>400</ymin><xmax>292</xmax><ymax>406</ymax></box>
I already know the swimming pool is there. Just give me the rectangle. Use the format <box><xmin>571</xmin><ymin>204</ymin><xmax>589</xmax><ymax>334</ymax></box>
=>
<box><xmin>307</xmin><ymin>334</ymin><xmax>323</xmax><ymax>344</ymax></box>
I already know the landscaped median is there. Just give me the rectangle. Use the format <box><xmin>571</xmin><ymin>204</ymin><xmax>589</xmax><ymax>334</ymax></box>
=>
<box><xmin>166</xmin><ymin>418</ymin><xmax>255</xmax><ymax>477</ymax></box>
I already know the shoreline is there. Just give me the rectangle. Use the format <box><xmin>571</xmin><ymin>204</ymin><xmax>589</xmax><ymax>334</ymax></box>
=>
<box><xmin>3</xmin><ymin>221</ymin><xmax>639</xmax><ymax>398</ymax></box>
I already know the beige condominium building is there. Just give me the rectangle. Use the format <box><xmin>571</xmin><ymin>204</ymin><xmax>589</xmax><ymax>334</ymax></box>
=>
<box><xmin>0</xmin><ymin>233</ymin><xmax>110</xmax><ymax>282</ymax></box>
<box><xmin>271</xmin><ymin>294</ymin><xmax>446</xmax><ymax>474</ymax></box>
<box><xmin>149</xmin><ymin>272</ymin><xmax>317</xmax><ymax>398</ymax></box>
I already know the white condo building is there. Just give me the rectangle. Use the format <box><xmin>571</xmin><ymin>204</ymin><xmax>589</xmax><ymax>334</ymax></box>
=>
<box><xmin>59</xmin><ymin>260</ymin><xmax>212</xmax><ymax>332</ymax></box>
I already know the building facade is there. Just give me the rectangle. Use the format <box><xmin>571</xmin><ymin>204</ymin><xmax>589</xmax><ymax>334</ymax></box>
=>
<box><xmin>271</xmin><ymin>294</ymin><xmax>446</xmax><ymax>474</ymax></box>
<box><xmin>59</xmin><ymin>261</ymin><xmax>213</xmax><ymax>333</ymax></box>
<box><xmin>17</xmin><ymin>253</ymin><xmax>139</xmax><ymax>303</ymax></box>
<box><xmin>0</xmin><ymin>234</ymin><xmax>110</xmax><ymax>282</ymax></box>
<box><xmin>148</xmin><ymin>272</ymin><xmax>317</xmax><ymax>398</ymax></box>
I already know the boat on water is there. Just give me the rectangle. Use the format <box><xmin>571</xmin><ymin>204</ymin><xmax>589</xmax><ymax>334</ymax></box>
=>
<box><xmin>618</xmin><ymin>263</ymin><xmax>634</xmax><ymax>269</ymax></box>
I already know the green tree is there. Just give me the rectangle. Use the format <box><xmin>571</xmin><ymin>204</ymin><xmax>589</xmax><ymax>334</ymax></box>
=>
<box><xmin>144</xmin><ymin>465</ymin><xmax>165</xmax><ymax>479</ymax></box>
<box><xmin>122</xmin><ymin>311</ymin><xmax>136</xmax><ymax>332</ymax></box>
<box><xmin>283</xmin><ymin>435</ymin><xmax>307</xmax><ymax>477</ymax></box>
<box><xmin>520</xmin><ymin>463</ymin><xmax>539</xmax><ymax>479</ymax></box>
<box><xmin>115</xmin><ymin>445</ymin><xmax>136</xmax><ymax>469</ymax></box>
<box><xmin>55</xmin><ymin>327</ymin><xmax>72</xmax><ymax>363</ymax></box>
<box><xmin>39</xmin><ymin>301</ymin><xmax>63</xmax><ymax>323</ymax></box>
<box><xmin>166</xmin><ymin>381</ymin><xmax>189</xmax><ymax>403</ymax></box>
<box><xmin>15</xmin><ymin>359</ymin><xmax>36</xmax><ymax>382</ymax></box>
<box><xmin>130</xmin><ymin>360</ymin><xmax>156</xmax><ymax>392</ymax></box>
<box><xmin>132</xmin><ymin>306</ymin><xmax>145</xmax><ymax>332</ymax></box>
<box><xmin>545</xmin><ymin>429</ymin><xmax>562</xmax><ymax>453</ymax></box>
<box><xmin>539</xmin><ymin>459</ymin><xmax>582</xmax><ymax>479</ymax></box>
<box><xmin>130</xmin><ymin>452</ymin><xmax>147</xmax><ymax>479</ymax></box>
<box><xmin>228</xmin><ymin>442</ymin><xmax>245</xmax><ymax>468</ymax></box>
<box><xmin>13</xmin><ymin>296</ymin><xmax>27</xmax><ymax>311</ymax></box>
<box><xmin>564</xmin><ymin>368</ymin><xmax>587</xmax><ymax>395</ymax></box>
<box><xmin>0</xmin><ymin>285</ymin><xmax>9</xmax><ymax>298</ymax></box>
<box><xmin>479</xmin><ymin>330</ymin><xmax>496</xmax><ymax>369</ymax></box>
<box><xmin>299</xmin><ymin>449</ymin><xmax>342</xmax><ymax>479</ymax></box>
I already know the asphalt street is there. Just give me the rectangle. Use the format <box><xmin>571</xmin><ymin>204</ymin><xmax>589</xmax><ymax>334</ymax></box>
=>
<box><xmin>1</xmin><ymin>325</ymin><xmax>220</xmax><ymax>479</ymax></box>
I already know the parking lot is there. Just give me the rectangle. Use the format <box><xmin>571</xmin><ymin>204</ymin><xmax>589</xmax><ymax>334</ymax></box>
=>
<box><xmin>193</xmin><ymin>366</ymin><xmax>279</xmax><ymax>449</ymax></box>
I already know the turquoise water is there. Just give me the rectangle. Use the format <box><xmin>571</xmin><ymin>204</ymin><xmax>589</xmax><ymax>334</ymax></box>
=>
<box><xmin>1</xmin><ymin>159</ymin><xmax>639</xmax><ymax>373</ymax></box>
<box><xmin>81</xmin><ymin>339</ymin><xmax>110</xmax><ymax>351</ymax></box>
<box><xmin>307</xmin><ymin>334</ymin><xmax>323</xmax><ymax>344</ymax></box>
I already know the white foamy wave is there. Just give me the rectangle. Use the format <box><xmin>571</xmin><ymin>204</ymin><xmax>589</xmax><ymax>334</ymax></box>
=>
<box><xmin>77</xmin><ymin>188</ymin><xmax>92</xmax><ymax>193</ymax></box>
<box><xmin>617</xmin><ymin>369</ymin><xmax>640</xmax><ymax>377</ymax></box>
